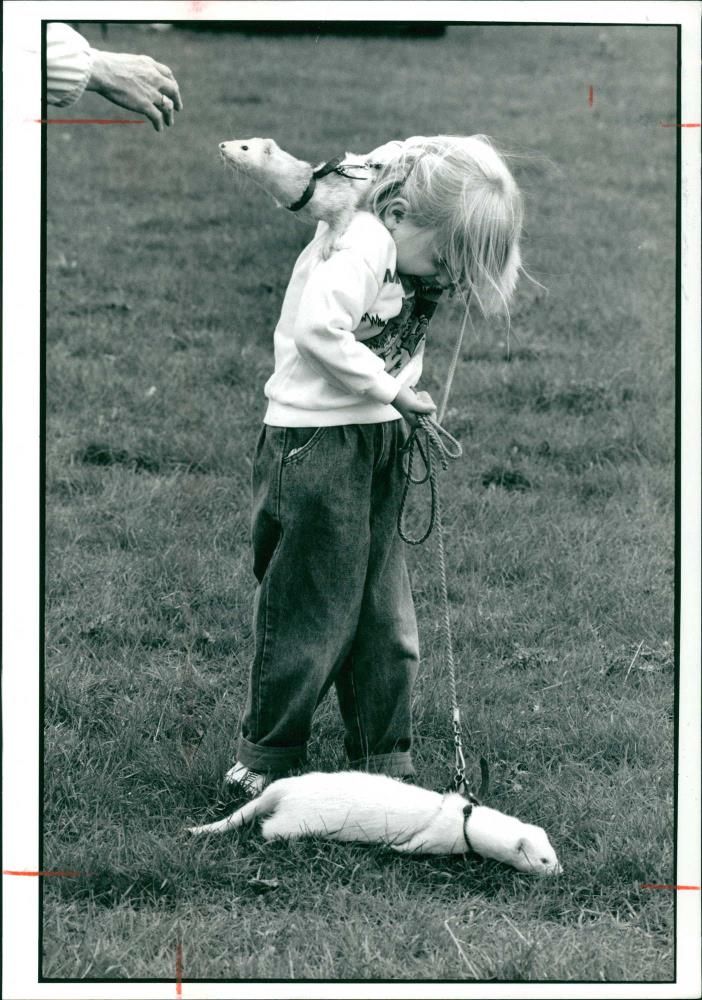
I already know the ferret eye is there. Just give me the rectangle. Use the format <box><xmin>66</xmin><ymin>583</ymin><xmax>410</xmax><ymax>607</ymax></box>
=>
<box><xmin>540</xmin><ymin>858</ymin><xmax>548</xmax><ymax>864</ymax></box>
<box><xmin>241</xmin><ymin>145</ymin><xmax>249</xmax><ymax>151</ymax></box>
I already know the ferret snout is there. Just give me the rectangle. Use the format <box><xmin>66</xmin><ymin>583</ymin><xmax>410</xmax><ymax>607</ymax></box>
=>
<box><xmin>514</xmin><ymin>831</ymin><xmax>563</xmax><ymax>876</ymax></box>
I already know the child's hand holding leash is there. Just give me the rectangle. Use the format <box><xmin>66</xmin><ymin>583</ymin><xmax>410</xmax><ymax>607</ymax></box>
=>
<box><xmin>393</xmin><ymin>386</ymin><xmax>437</xmax><ymax>428</ymax></box>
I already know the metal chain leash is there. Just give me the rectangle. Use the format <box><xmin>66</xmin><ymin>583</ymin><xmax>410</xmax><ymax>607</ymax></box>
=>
<box><xmin>434</xmin><ymin>464</ymin><xmax>469</xmax><ymax>797</ymax></box>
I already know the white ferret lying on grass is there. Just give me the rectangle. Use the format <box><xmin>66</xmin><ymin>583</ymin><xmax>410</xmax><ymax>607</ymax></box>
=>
<box><xmin>218</xmin><ymin>137</ymin><xmax>380</xmax><ymax>257</ymax></box>
<box><xmin>189</xmin><ymin>771</ymin><xmax>562</xmax><ymax>875</ymax></box>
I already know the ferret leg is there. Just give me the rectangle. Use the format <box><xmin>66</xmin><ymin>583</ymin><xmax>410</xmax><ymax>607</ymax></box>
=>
<box><xmin>319</xmin><ymin>227</ymin><xmax>341</xmax><ymax>260</ymax></box>
<box><xmin>188</xmin><ymin>783</ymin><xmax>282</xmax><ymax>836</ymax></box>
<box><xmin>388</xmin><ymin>839</ymin><xmax>424</xmax><ymax>855</ymax></box>
<box><xmin>318</xmin><ymin>208</ymin><xmax>356</xmax><ymax>259</ymax></box>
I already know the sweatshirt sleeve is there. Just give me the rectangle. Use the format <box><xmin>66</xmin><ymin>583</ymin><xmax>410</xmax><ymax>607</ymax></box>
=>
<box><xmin>46</xmin><ymin>23</ymin><xmax>93</xmax><ymax>107</ymax></box>
<box><xmin>292</xmin><ymin>246</ymin><xmax>401</xmax><ymax>405</ymax></box>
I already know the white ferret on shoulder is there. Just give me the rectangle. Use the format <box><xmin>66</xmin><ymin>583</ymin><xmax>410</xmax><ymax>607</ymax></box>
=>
<box><xmin>188</xmin><ymin>771</ymin><xmax>562</xmax><ymax>875</ymax></box>
<box><xmin>218</xmin><ymin>137</ymin><xmax>380</xmax><ymax>257</ymax></box>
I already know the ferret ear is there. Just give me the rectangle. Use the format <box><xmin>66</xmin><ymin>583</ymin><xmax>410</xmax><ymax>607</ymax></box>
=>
<box><xmin>263</xmin><ymin>140</ymin><xmax>274</xmax><ymax>156</ymax></box>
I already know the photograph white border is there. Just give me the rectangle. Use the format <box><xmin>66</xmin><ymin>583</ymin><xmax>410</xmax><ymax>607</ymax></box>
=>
<box><xmin>3</xmin><ymin>3</ymin><xmax>700</xmax><ymax>998</ymax></box>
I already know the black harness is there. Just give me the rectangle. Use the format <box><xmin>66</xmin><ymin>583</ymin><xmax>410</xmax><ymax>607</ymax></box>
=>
<box><xmin>461</xmin><ymin>795</ymin><xmax>482</xmax><ymax>856</ymax></box>
<box><xmin>286</xmin><ymin>156</ymin><xmax>371</xmax><ymax>212</ymax></box>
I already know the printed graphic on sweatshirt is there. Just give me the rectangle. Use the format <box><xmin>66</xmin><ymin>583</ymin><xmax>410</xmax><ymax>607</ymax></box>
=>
<box><xmin>360</xmin><ymin>312</ymin><xmax>386</xmax><ymax>328</ymax></box>
<box><xmin>362</xmin><ymin>286</ymin><xmax>442</xmax><ymax>376</ymax></box>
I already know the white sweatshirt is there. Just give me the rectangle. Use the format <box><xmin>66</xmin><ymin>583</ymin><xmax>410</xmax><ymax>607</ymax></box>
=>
<box><xmin>264</xmin><ymin>209</ymin><xmax>429</xmax><ymax>427</ymax></box>
<box><xmin>45</xmin><ymin>23</ymin><xmax>94</xmax><ymax>107</ymax></box>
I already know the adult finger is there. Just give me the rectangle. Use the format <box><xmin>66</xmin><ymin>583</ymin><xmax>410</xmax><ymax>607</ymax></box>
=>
<box><xmin>155</xmin><ymin>94</ymin><xmax>174</xmax><ymax>128</ymax></box>
<box><xmin>153</xmin><ymin>61</ymin><xmax>183</xmax><ymax>110</ymax></box>
<box><xmin>141</xmin><ymin>98</ymin><xmax>164</xmax><ymax>131</ymax></box>
<box><xmin>159</xmin><ymin>77</ymin><xmax>183</xmax><ymax>111</ymax></box>
<box><xmin>154</xmin><ymin>60</ymin><xmax>176</xmax><ymax>80</ymax></box>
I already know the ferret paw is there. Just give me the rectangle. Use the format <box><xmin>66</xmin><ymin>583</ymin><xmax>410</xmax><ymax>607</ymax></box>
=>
<box><xmin>318</xmin><ymin>238</ymin><xmax>335</xmax><ymax>261</ymax></box>
<box><xmin>318</xmin><ymin>232</ymin><xmax>346</xmax><ymax>260</ymax></box>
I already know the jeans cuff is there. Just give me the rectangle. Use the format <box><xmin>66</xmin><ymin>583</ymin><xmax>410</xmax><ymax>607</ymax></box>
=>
<box><xmin>348</xmin><ymin>751</ymin><xmax>415</xmax><ymax>778</ymax></box>
<box><xmin>237</xmin><ymin>736</ymin><xmax>307</xmax><ymax>774</ymax></box>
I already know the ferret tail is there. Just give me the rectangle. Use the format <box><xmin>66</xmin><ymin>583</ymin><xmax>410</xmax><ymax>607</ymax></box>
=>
<box><xmin>188</xmin><ymin>785</ymin><xmax>278</xmax><ymax>837</ymax></box>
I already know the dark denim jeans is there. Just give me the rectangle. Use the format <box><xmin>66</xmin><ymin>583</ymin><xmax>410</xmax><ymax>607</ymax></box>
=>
<box><xmin>237</xmin><ymin>421</ymin><xmax>419</xmax><ymax>778</ymax></box>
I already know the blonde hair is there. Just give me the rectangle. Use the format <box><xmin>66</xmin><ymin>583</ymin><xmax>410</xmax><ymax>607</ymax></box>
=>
<box><xmin>369</xmin><ymin>135</ymin><xmax>523</xmax><ymax>317</ymax></box>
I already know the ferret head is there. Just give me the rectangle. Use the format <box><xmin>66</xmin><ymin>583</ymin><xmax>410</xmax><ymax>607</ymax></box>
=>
<box><xmin>218</xmin><ymin>138</ymin><xmax>313</xmax><ymax>208</ymax></box>
<box><xmin>219</xmin><ymin>137</ymin><xmax>280</xmax><ymax>172</ymax></box>
<box><xmin>465</xmin><ymin>805</ymin><xmax>562</xmax><ymax>876</ymax></box>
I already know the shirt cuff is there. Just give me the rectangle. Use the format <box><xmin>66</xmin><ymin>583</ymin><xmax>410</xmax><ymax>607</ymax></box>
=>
<box><xmin>46</xmin><ymin>23</ymin><xmax>94</xmax><ymax>107</ymax></box>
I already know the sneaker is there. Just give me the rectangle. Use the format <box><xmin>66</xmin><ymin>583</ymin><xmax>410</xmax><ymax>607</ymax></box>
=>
<box><xmin>223</xmin><ymin>761</ymin><xmax>268</xmax><ymax>797</ymax></box>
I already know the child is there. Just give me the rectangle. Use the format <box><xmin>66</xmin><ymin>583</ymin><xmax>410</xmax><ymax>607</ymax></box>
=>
<box><xmin>226</xmin><ymin>135</ymin><xmax>523</xmax><ymax>794</ymax></box>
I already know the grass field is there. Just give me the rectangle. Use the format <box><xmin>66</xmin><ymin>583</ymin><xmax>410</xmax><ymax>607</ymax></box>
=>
<box><xmin>43</xmin><ymin>22</ymin><xmax>677</xmax><ymax>983</ymax></box>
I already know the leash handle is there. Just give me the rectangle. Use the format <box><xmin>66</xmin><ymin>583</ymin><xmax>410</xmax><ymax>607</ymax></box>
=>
<box><xmin>397</xmin><ymin>415</ymin><xmax>462</xmax><ymax>546</ymax></box>
<box><xmin>425</xmin><ymin>416</ymin><xmax>463</xmax><ymax>461</ymax></box>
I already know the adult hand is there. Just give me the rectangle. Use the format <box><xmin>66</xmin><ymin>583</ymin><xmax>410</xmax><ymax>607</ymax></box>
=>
<box><xmin>86</xmin><ymin>50</ymin><xmax>183</xmax><ymax>130</ymax></box>
<box><xmin>392</xmin><ymin>386</ymin><xmax>437</xmax><ymax>429</ymax></box>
